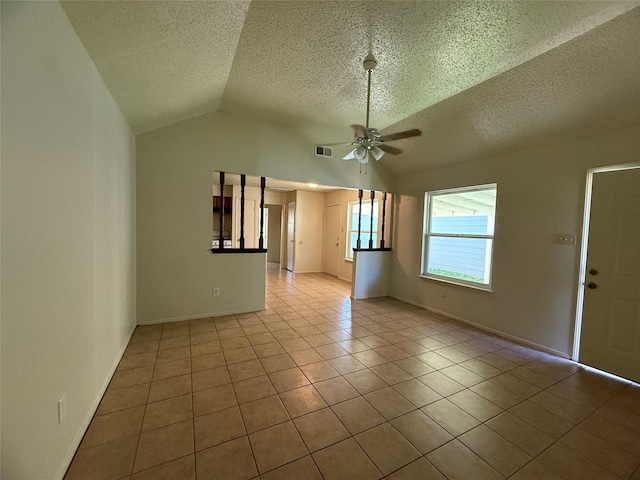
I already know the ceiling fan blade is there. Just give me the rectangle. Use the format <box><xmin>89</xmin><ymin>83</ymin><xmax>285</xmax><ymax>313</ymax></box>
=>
<box><xmin>378</xmin><ymin>144</ymin><xmax>403</xmax><ymax>155</ymax></box>
<box><xmin>350</xmin><ymin>124</ymin><xmax>367</xmax><ymax>139</ymax></box>
<box><xmin>379</xmin><ymin>128</ymin><xmax>422</xmax><ymax>142</ymax></box>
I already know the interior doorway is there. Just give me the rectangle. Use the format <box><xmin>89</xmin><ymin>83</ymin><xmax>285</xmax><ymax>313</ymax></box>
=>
<box><xmin>265</xmin><ymin>204</ymin><xmax>282</xmax><ymax>263</ymax></box>
<box><xmin>286</xmin><ymin>202</ymin><xmax>295</xmax><ymax>272</ymax></box>
<box><xmin>574</xmin><ymin>163</ymin><xmax>640</xmax><ymax>383</ymax></box>
<box><xmin>323</xmin><ymin>204</ymin><xmax>340</xmax><ymax>277</ymax></box>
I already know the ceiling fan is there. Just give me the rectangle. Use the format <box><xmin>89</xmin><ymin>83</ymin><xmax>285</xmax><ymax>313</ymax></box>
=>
<box><xmin>320</xmin><ymin>54</ymin><xmax>422</xmax><ymax>172</ymax></box>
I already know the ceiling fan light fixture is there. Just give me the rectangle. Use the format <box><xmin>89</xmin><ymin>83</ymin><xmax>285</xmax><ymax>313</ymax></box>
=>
<box><xmin>370</xmin><ymin>146</ymin><xmax>385</xmax><ymax>161</ymax></box>
<box><xmin>354</xmin><ymin>146</ymin><xmax>368</xmax><ymax>161</ymax></box>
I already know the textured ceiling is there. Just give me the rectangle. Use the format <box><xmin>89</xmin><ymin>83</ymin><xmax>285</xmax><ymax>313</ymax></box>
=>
<box><xmin>61</xmin><ymin>1</ymin><xmax>640</xmax><ymax>175</ymax></box>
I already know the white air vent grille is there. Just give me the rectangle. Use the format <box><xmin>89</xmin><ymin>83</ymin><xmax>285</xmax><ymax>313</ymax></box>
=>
<box><xmin>315</xmin><ymin>145</ymin><xmax>333</xmax><ymax>158</ymax></box>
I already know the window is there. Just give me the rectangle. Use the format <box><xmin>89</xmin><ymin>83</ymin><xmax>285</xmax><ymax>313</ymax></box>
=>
<box><xmin>421</xmin><ymin>184</ymin><xmax>497</xmax><ymax>289</ymax></box>
<box><xmin>346</xmin><ymin>199</ymin><xmax>378</xmax><ymax>260</ymax></box>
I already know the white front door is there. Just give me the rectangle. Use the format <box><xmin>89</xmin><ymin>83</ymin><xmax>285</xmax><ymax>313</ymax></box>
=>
<box><xmin>578</xmin><ymin>165</ymin><xmax>640</xmax><ymax>382</ymax></box>
<box><xmin>323</xmin><ymin>205</ymin><xmax>340</xmax><ymax>277</ymax></box>
<box><xmin>286</xmin><ymin>202</ymin><xmax>295</xmax><ymax>272</ymax></box>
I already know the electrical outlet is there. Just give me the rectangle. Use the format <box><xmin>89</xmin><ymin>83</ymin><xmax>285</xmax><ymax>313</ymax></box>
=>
<box><xmin>213</xmin><ymin>287</ymin><xmax>220</xmax><ymax>297</ymax></box>
<box><xmin>556</xmin><ymin>233</ymin><xmax>576</xmax><ymax>245</ymax></box>
<box><xmin>58</xmin><ymin>394</ymin><xmax>67</xmax><ymax>424</ymax></box>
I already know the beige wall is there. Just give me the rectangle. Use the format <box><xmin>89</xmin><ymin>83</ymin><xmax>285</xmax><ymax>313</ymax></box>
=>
<box><xmin>136</xmin><ymin>109</ymin><xmax>392</xmax><ymax>323</ymax></box>
<box><xmin>390</xmin><ymin>124</ymin><xmax>640</xmax><ymax>357</ymax></box>
<box><xmin>1</xmin><ymin>2</ymin><xmax>136</xmax><ymax>478</ymax></box>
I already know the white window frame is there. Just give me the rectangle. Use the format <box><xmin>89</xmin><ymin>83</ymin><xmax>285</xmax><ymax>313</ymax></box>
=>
<box><xmin>346</xmin><ymin>199</ymin><xmax>379</xmax><ymax>261</ymax></box>
<box><xmin>420</xmin><ymin>183</ymin><xmax>497</xmax><ymax>291</ymax></box>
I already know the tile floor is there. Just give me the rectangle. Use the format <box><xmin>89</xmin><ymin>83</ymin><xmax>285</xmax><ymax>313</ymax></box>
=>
<box><xmin>65</xmin><ymin>264</ymin><xmax>640</xmax><ymax>480</ymax></box>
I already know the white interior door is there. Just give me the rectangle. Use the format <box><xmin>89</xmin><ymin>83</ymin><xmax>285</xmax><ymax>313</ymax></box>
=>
<box><xmin>286</xmin><ymin>202</ymin><xmax>295</xmax><ymax>272</ymax></box>
<box><xmin>579</xmin><ymin>166</ymin><xmax>640</xmax><ymax>382</ymax></box>
<box><xmin>323</xmin><ymin>205</ymin><xmax>340</xmax><ymax>277</ymax></box>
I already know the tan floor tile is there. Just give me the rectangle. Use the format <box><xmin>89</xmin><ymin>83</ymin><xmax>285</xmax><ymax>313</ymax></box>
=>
<box><xmin>280</xmin><ymin>337</ymin><xmax>312</xmax><ymax>352</ymax></box>
<box><xmin>489</xmin><ymin>373</ymin><xmax>541</xmax><ymax>398</ymax></box>
<box><xmin>299</xmin><ymin>361</ymin><xmax>340</xmax><ymax>383</ymax></box>
<box><xmin>394</xmin><ymin>357</ymin><xmax>434</xmax><ymax>377</ymax></box>
<box><xmin>161</xmin><ymin>324</ymin><xmax>189</xmax><ymax>336</ymax></box>
<box><xmin>395</xmin><ymin>340</ymin><xmax>430</xmax><ymax>356</ymax></box>
<box><xmin>426</xmin><ymin>440</ymin><xmax>503</xmax><ymax>480</ymax></box>
<box><xmin>360</xmin><ymin>334</ymin><xmax>391</xmax><ymax>348</ymax></box>
<box><xmin>393</xmin><ymin>379</ymin><xmax>441</xmax><ymax>408</ymax></box>
<box><xmin>370</xmin><ymin>363</ymin><xmax>413</xmax><ymax>385</ymax></box>
<box><xmin>459</xmin><ymin>424</ymin><xmax>531</xmax><ymax>476</ymax></box>
<box><xmin>158</xmin><ymin>335</ymin><xmax>190</xmax><ymax>351</ymax></box>
<box><xmin>486</xmin><ymin>412</ymin><xmax>554</xmax><ymax>456</ymax></box>
<box><xmin>509</xmin><ymin>459</ymin><xmax>565</xmax><ymax>480</ymax></box>
<box><xmin>294</xmin><ymin>407</ymin><xmax>350</xmax><ymax>452</ymax></box>
<box><xmin>253</xmin><ymin>342</ymin><xmax>286</xmax><ymax>358</ymax></box>
<box><xmin>314</xmin><ymin>376</ymin><xmax>360</xmax><ymax>405</ymax></box>
<box><xmin>156</xmin><ymin>346</ymin><xmax>190</xmax><ymax>364</ymax></box>
<box><xmin>250</xmin><ymin>420</ymin><xmax>309</xmax><ymax>473</ymax></box>
<box><xmin>195</xmin><ymin>436</ymin><xmax>258</xmax><ymax>480</ymax></box>
<box><xmin>435</xmin><ymin>346</ymin><xmax>473</xmax><ymax>363</ymax></box>
<box><xmin>417</xmin><ymin>371</ymin><xmax>466</xmax><ymax>396</ymax></box>
<box><xmin>269</xmin><ymin>367</ymin><xmax>310</xmax><ymax>392</ymax></box>
<box><xmin>193</xmin><ymin>383</ymin><xmax>237</xmax><ymax>416</ymax></box>
<box><xmin>81</xmin><ymin>406</ymin><xmax>144</xmax><ymax>449</ymax></box>
<box><xmin>508</xmin><ymin>365</ymin><xmax>557</xmax><ymax>389</ymax></box>
<box><xmin>97</xmin><ymin>383</ymin><xmax>150</xmax><ymax>415</ymax></box>
<box><xmin>260</xmin><ymin>455</ymin><xmax>323</xmax><ymax>480</ymax></box>
<box><xmin>191</xmin><ymin>352</ymin><xmax>226</xmax><ymax>372</ymax></box>
<box><xmin>509</xmin><ymin>400</ymin><xmax>573</xmax><ymax>439</ymax></box>
<box><xmin>221</xmin><ymin>336</ymin><xmax>252</xmax><ymax>350</ymax></box>
<box><xmin>273</xmin><ymin>329</ymin><xmax>301</xmax><ymax>341</ymax></box>
<box><xmin>328</xmin><ymin>355</ymin><xmax>367</xmax><ymax>374</ymax></box>
<box><xmin>133</xmin><ymin>420</ymin><xmax>194</xmax><ymax>472</ymax></box>
<box><xmin>218</xmin><ymin>327</ymin><xmax>245</xmax><ymax>339</ymax></box>
<box><xmin>439</xmin><ymin>364</ymin><xmax>485</xmax><ymax>387</ymax></box>
<box><xmin>130</xmin><ymin>455</ymin><xmax>195</xmax><ymax>480</ymax></box>
<box><xmin>190</xmin><ymin>331</ymin><xmax>220</xmax><ymax>345</ymax></box>
<box><xmin>375</xmin><ymin>345</ymin><xmax>411</xmax><ymax>362</ymax></box>
<box><xmin>365</xmin><ymin>387</ymin><xmax>415</xmax><ymax>420</ymax></box>
<box><xmin>228</xmin><ymin>359</ymin><xmax>266</xmax><ymax>382</ymax></box>
<box><xmin>289</xmin><ymin>348</ymin><xmax>324</xmax><ymax>366</ymax></box>
<box><xmin>65</xmin><ymin>435</ymin><xmax>138</xmax><ymax>480</ymax></box>
<box><xmin>528</xmin><ymin>390</ymin><xmax>591</xmax><ymax>424</ymax></box>
<box><xmin>192</xmin><ymin>365</ymin><xmax>231</xmax><ymax>392</ymax></box>
<box><xmin>243</xmin><ymin>324</ymin><xmax>269</xmax><ymax>335</ymax></box>
<box><xmin>470</xmin><ymin>380</ymin><xmax>525</xmax><ymax>409</ymax></box>
<box><xmin>459</xmin><ymin>358</ymin><xmax>503</xmax><ymax>379</ymax></box>
<box><xmin>279</xmin><ymin>385</ymin><xmax>327</xmax><ymax>417</ymax></box>
<box><xmin>355</xmin><ymin>423</ymin><xmax>421</xmax><ymax>475</ymax></box>
<box><xmin>337</xmin><ymin>339</ymin><xmax>370</xmax><ymax>353</ymax></box>
<box><xmin>224</xmin><ymin>346</ymin><xmax>257</xmax><ymax>364</ymax></box>
<box><xmin>421</xmin><ymin>399</ymin><xmax>480</xmax><ymax>436</ymax></box>
<box><xmin>148</xmin><ymin>374</ymin><xmax>192</xmax><ymax>403</ymax></box>
<box><xmin>240</xmin><ymin>394</ymin><xmax>290</xmax><ymax>433</ymax></box>
<box><xmin>343</xmin><ymin>369</ymin><xmax>388</xmax><ymax>394</ymax></box>
<box><xmin>312</xmin><ymin>438</ymin><xmax>382</xmax><ymax>480</ymax></box>
<box><xmin>390</xmin><ymin>410</ymin><xmax>453</xmax><ymax>454</ymax></box>
<box><xmin>117</xmin><ymin>352</ymin><xmax>157</xmax><ymax>371</ymax></box>
<box><xmin>415</xmin><ymin>351</ymin><xmax>455</xmax><ymax>370</ymax></box>
<box><xmin>537</xmin><ymin>442</ymin><xmax>619</xmax><ymax>480</ymax></box>
<box><xmin>385</xmin><ymin>457</ymin><xmax>446</xmax><ymax>480</ymax></box>
<box><xmin>110</xmin><ymin>366</ymin><xmax>154</xmax><ymax>389</ymax></box>
<box><xmin>142</xmin><ymin>394</ymin><xmax>193</xmax><ymax>432</ymax></box>
<box><xmin>124</xmin><ymin>339</ymin><xmax>159</xmax><ymax>356</ymax></box>
<box><xmin>152</xmin><ymin>358</ymin><xmax>191</xmax><ymax>382</ymax></box>
<box><xmin>233</xmin><ymin>374</ymin><xmax>276</xmax><ymax>403</ymax></box>
<box><xmin>190</xmin><ymin>340</ymin><xmax>222</xmax><ymax>356</ymax></box>
<box><xmin>130</xmin><ymin>331</ymin><xmax>161</xmax><ymax>344</ymax></box>
<box><xmin>260</xmin><ymin>353</ymin><xmax>296</xmax><ymax>373</ymax></box>
<box><xmin>448</xmin><ymin>389</ymin><xmax>503</xmax><ymax>421</ymax></box>
<box><xmin>194</xmin><ymin>405</ymin><xmax>246</xmax><ymax>451</ymax></box>
<box><xmin>580</xmin><ymin>412</ymin><xmax>640</xmax><ymax>456</ymax></box>
<box><xmin>352</xmin><ymin>349</ymin><xmax>390</xmax><ymax>367</ymax></box>
<box><xmin>331</xmin><ymin>396</ymin><xmax>386</xmax><ymax>435</ymax></box>
<box><xmin>559</xmin><ymin>426</ymin><xmax>640</xmax><ymax>479</ymax></box>
<box><xmin>315</xmin><ymin>343</ymin><xmax>349</xmax><ymax>359</ymax></box>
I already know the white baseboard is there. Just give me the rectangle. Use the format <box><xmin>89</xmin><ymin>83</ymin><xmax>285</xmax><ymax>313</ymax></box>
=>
<box><xmin>390</xmin><ymin>294</ymin><xmax>570</xmax><ymax>359</ymax></box>
<box><xmin>56</xmin><ymin>324</ymin><xmax>137</xmax><ymax>480</ymax></box>
<box><xmin>137</xmin><ymin>306</ymin><xmax>265</xmax><ymax>326</ymax></box>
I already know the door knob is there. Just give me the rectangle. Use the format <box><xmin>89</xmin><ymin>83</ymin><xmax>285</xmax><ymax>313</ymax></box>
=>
<box><xmin>335</xmin><ymin>243</ymin><xmax>339</xmax><ymax>246</ymax></box>
<box><xmin>588</xmin><ymin>268</ymin><xmax>599</xmax><ymax>275</ymax></box>
<box><xmin>587</xmin><ymin>282</ymin><xmax>597</xmax><ymax>289</ymax></box>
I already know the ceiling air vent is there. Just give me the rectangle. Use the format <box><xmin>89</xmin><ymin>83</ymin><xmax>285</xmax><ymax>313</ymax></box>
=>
<box><xmin>315</xmin><ymin>145</ymin><xmax>333</xmax><ymax>158</ymax></box>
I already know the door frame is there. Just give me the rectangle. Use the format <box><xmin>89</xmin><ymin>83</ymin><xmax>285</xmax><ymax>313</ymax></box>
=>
<box><xmin>572</xmin><ymin>162</ymin><xmax>640</xmax><ymax>361</ymax></box>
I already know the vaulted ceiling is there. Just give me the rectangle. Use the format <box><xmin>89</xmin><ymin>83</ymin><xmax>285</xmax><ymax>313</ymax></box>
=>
<box><xmin>61</xmin><ymin>1</ymin><xmax>640</xmax><ymax>176</ymax></box>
